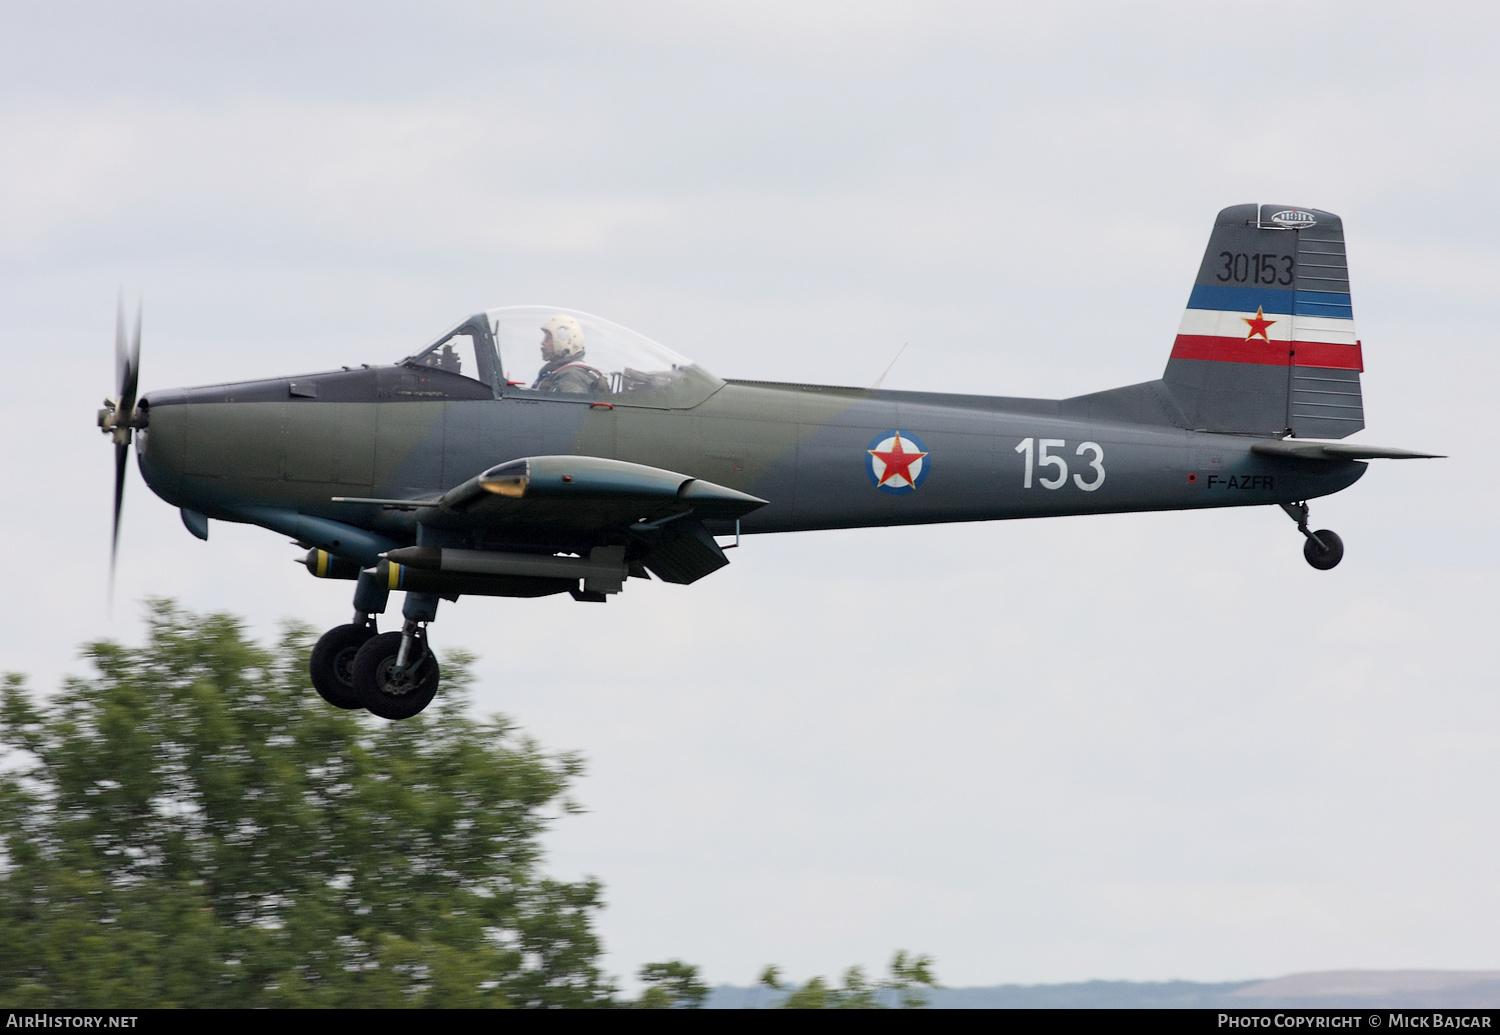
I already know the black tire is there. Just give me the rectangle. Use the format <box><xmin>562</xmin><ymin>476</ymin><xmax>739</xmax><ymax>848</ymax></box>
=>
<box><xmin>310</xmin><ymin>623</ymin><xmax>376</xmax><ymax>709</ymax></box>
<box><xmin>1303</xmin><ymin>529</ymin><xmax>1344</xmax><ymax>571</ymax></box>
<box><xmin>351</xmin><ymin>631</ymin><xmax>441</xmax><ymax>720</ymax></box>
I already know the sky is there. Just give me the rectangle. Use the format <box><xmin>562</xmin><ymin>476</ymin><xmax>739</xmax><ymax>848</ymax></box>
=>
<box><xmin>1</xmin><ymin>0</ymin><xmax>1497</xmax><ymax>989</ymax></box>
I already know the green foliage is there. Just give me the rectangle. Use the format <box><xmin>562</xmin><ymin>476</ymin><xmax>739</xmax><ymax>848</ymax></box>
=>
<box><xmin>774</xmin><ymin>952</ymin><xmax>938</xmax><ymax>1009</ymax></box>
<box><xmin>0</xmin><ymin>601</ymin><xmax>612</xmax><ymax>1008</ymax></box>
<box><xmin>781</xmin><ymin>975</ymin><xmax>833</xmax><ymax>1009</ymax></box>
<box><xmin>888</xmin><ymin>949</ymin><xmax>938</xmax><ymax>1009</ymax></box>
<box><xmin>633</xmin><ymin>959</ymin><xmax>708</xmax><ymax>1009</ymax></box>
<box><xmin>835</xmin><ymin>965</ymin><xmax>880</xmax><ymax>1009</ymax></box>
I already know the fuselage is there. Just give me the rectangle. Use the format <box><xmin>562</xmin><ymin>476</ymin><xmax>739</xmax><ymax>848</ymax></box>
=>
<box><xmin>136</xmin><ymin>364</ymin><xmax>1365</xmax><ymax>553</ymax></box>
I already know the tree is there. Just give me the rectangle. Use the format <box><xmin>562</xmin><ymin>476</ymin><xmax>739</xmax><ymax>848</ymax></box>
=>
<box><xmin>0</xmin><ymin>600</ymin><xmax>613</xmax><ymax>1008</ymax></box>
<box><xmin>780</xmin><ymin>975</ymin><xmax>833</xmax><ymax>1009</ymax></box>
<box><xmin>773</xmin><ymin>953</ymin><xmax>938</xmax><ymax>1009</ymax></box>
<box><xmin>887</xmin><ymin>951</ymin><xmax>938</xmax><ymax>1009</ymax></box>
<box><xmin>835</xmin><ymin>966</ymin><xmax>881</xmax><ymax>1009</ymax></box>
<box><xmin>634</xmin><ymin>960</ymin><xmax>708</xmax><ymax>1008</ymax></box>
<box><xmin>749</xmin><ymin>964</ymin><xmax>783</xmax><ymax>1009</ymax></box>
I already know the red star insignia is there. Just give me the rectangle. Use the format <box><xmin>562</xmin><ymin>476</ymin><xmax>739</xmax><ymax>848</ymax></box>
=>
<box><xmin>1242</xmin><ymin>306</ymin><xmax>1276</xmax><ymax>342</ymax></box>
<box><xmin>869</xmin><ymin>433</ymin><xmax>928</xmax><ymax>488</ymax></box>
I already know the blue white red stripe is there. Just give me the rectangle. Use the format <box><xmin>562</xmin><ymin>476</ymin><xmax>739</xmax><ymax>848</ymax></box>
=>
<box><xmin>1171</xmin><ymin>285</ymin><xmax>1362</xmax><ymax>371</ymax></box>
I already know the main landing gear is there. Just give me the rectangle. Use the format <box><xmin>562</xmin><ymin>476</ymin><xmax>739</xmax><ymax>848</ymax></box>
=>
<box><xmin>309</xmin><ymin>572</ymin><xmax>443</xmax><ymax>720</ymax></box>
<box><xmin>309</xmin><ymin>620</ymin><xmax>377</xmax><ymax>709</ymax></box>
<box><xmin>1281</xmin><ymin>502</ymin><xmax>1344</xmax><ymax>571</ymax></box>
<box><xmin>351</xmin><ymin>625</ymin><xmax>441</xmax><ymax>720</ymax></box>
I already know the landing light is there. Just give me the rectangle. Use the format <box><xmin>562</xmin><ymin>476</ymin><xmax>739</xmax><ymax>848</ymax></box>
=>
<box><xmin>480</xmin><ymin>474</ymin><xmax>529</xmax><ymax>498</ymax></box>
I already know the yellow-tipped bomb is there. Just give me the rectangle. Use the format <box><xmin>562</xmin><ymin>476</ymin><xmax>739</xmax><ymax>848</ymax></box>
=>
<box><xmin>302</xmin><ymin>549</ymin><xmax>362</xmax><ymax>580</ymax></box>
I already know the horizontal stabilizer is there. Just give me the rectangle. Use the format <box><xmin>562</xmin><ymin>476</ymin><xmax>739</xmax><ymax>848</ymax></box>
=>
<box><xmin>1250</xmin><ymin>440</ymin><xmax>1444</xmax><ymax>461</ymax></box>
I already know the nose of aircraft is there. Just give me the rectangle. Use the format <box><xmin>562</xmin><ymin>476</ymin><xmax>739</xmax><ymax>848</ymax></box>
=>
<box><xmin>97</xmin><ymin>296</ymin><xmax>144</xmax><ymax>601</ymax></box>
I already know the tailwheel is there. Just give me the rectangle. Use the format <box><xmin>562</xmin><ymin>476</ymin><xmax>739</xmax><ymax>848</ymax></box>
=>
<box><xmin>310</xmin><ymin>623</ymin><xmax>377</xmax><ymax>709</ymax></box>
<box><xmin>1281</xmin><ymin>502</ymin><xmax>1345</xmax><ymax>572</ymax></box>
<box><xmin>1303</xmin><ymin>529</ymin><xmax>1344</xmax><ymax>571</ymax></box>
<box><xmin>351</xmin><ymin>628</ymin><xmax>441</xmax><ymax>720</ymax></box>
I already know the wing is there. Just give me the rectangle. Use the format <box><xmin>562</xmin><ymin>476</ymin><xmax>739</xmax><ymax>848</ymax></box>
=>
<box><xmin>431</xmin><ymin>455</ymin><xmax>764</xmax><ymax>529</ymax></box>
<box><xmin>335</xmin><ymin>455</ymin><xmax>767</xmax><ymax>585</ymax></box>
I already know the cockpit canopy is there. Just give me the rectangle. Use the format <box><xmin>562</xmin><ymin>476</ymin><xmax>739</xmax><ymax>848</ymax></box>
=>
<box><xmin>404</xmin><ymin>306</ymin><xmax>722</xmax><ymax>408</ymax></box>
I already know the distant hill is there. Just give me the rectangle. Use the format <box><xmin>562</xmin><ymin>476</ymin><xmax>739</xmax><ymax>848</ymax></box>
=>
<box><xmin>704</xmin><ymin>970</ymin><xmax>1500</xmax><ymax>1009</ymax></box>
<box><xmin>1229</xmin><ymin>971</ymin><xmax>1500</xmax><ymax>1010</ymax></box>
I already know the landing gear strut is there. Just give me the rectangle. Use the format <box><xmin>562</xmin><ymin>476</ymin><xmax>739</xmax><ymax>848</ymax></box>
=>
<box><xmin>311</xmin><ymin>573</ymin><xmax>443</xmax><ymax>720</ymax></box>
<box><xmin>350</xmin><ymin>589</ymin><xmax>442</xmax><ymax>720</ymax></box>
<box><xmin>1281</xmin><ymin>502</ymin><xmax>1344</xmax><ymax>571</ymax></box>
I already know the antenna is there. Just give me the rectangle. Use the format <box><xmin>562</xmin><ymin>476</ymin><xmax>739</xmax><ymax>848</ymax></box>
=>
<box><xmin>871</xmin><ymin>342</ymin><xmax>908</xmax><ymax>390</ymax></box>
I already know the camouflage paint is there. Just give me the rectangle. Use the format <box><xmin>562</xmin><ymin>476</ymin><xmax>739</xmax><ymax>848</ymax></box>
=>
<box><xmin>137</xmin><ymin>367</ymin><xmax>1365</xmax><ymax>550</ymax></box>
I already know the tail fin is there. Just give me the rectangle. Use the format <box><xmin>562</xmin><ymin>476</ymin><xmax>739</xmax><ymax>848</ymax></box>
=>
<box><xmin>1163</xmin><ymin>204</ymin><xmax>1364</xmax><ymax>438</ymax></box>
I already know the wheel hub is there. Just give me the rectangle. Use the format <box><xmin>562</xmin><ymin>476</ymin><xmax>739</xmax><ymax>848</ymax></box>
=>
<box><xmin>333</xmin><ymin>647</ymin><xmax>360</xmax><ymax>688</ymax></box>
<box><xmin>375</xmin><ymin>656</ymin><xmax>424</xmax><ymax>696</ymax></box>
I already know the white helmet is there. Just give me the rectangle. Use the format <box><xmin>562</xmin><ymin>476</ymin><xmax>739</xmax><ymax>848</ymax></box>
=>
<box><xmin>541</xmin><ymin>315</ymin><xmax>585</xmax><ymax>360</ymax></box>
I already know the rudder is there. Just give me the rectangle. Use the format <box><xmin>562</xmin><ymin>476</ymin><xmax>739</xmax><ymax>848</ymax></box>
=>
<box><xmin>1163</xmin><ymin>204</ymin><xmax>1364</xmax><ymax>438</ymax></box>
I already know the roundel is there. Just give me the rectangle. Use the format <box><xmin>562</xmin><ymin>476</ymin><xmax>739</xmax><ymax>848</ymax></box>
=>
<box><xmin>865</xmin><ymin>430</ymin><xmax>930</xmax><ymax>494</ymax></box>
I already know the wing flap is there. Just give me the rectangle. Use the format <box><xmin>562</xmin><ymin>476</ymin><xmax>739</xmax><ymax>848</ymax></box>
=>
<box><xmin>634</xmin><ymin>518</ymin><xmax>729</xmax><ymax>585</ymax></box>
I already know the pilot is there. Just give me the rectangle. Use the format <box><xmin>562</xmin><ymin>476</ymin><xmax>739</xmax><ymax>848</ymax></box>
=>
<box><xmin>531</xmin><ymin>315</ymin><xmax>609</xmax><ymax>394</ymax></box>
